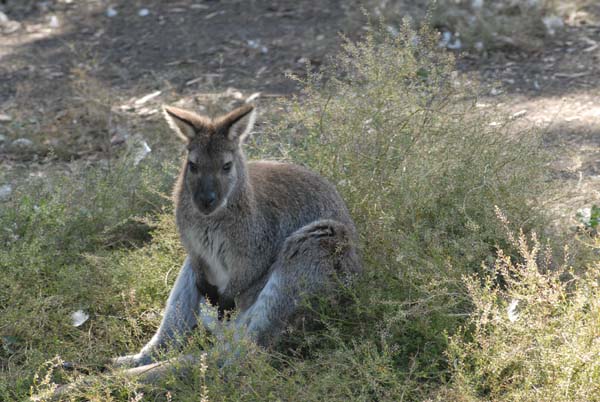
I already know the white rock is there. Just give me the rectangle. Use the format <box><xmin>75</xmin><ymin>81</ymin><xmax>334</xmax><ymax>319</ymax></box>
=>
<box><xmin>106</xmin><ymin>6</ymin><xmax>118</xmax><ymax>18</ymax></box>
<box><xmin>386</xmin><ymin>25</ymin><xmax>399</xmax><ymax>37</ymax></box>
<box><xmin>0</xmin><ymin>134</ymin><xmax>6</xmax><ymax>143</ymax></box>
<box><xmin>138</xmin><ymin>8</ymin><xmax>150</xmax><ymax>17</ymax></box>
<box><xmin>543</xmin><ymin>15</ymin><xmax>564</xmax><ymax>36</ymax></box>
<box><xmin>132</xmin><ymin>139</ymin><xmax>151</xmax><ymax>166</ymax></box>
<box><xmin>0</xmin><ymin>11</ymin><xmax>9</xmax><ymax>24</ymax></box>
<box><xmin>447</xmin><ymin>37</ymin><xmax>462</xmax><ymax>50</ymax></box>
<box><xmin>71</xmin><ymin>310</ymin><xmax>89</xmax><ymax>327</ymax></box>
<box><xmin>439</xmin><ymin>31</ymin><xmax>462</xmax><ymax>50</ymax></box>
<box><xmin>11</xmin><ymin>138</ymin><xmax>33</xmax><ymax>149</ymax></box>
<box><xmin>578</xmin><ymin>207</ymin><xmax>592</xmax><ymax>226</ymax></box>
<box><xmin>49</xmin><ymin>15</ymin><xmax>60</xmax><ymax>28</ymax></box>
<box><xmin>0</xmin><ymin>113</ymin><xmax>12</xmax><ymax>122</ymax></box>
<box><xmin>439</xmin><ymin>31</ymin><xmax>452</xmax><ymax>48</ymax></box>
<box><xmin>471</xmin><ymin>0</ymin><xmax>484</xmax><ymax>10</ymax></box>
<box><xmin>1</xmin><ymin>20</ymin><xmax>21</xmax><ymax>34</ymax></box>
<box><xmin>507</xmin><ymin>299</ymin><xmax>519</xmax><ymax>322</ymax></box>
<box><xmin>0</xmin><ymin>184</ymin><xmax>12</xmax><ymax>201</ymax></box>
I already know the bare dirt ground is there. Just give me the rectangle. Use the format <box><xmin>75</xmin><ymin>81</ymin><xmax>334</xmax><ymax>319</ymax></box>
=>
<box><xmin>0</xmin><ymin>0</ymin><xmax>599</xmax><ymax>225</ymax></box>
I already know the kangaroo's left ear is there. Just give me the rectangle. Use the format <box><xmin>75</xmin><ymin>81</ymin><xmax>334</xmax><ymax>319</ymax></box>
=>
<box><xmin>216</xmin><ymin>104</ymin><xmax>257</xmax><ymax>143</ymax></box>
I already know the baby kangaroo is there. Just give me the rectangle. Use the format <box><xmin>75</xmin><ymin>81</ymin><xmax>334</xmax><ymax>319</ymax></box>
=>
<box><xmin>113</xmin><ymin>103</ymin><xmax>362</xmax><ymax>378</ymax></box>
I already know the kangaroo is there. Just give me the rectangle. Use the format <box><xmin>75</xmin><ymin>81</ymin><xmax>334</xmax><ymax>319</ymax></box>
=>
<box><xmin>112</xmin><ymin>102</ymin><xmax>362</xmax><ymax>379</ymax></box>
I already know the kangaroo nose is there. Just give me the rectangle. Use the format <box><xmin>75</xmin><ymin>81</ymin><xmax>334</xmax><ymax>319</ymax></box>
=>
<box><xmin>201</xmin><ymin>192</ymin><xmax>217</xmax><ymax>208</ymax></box>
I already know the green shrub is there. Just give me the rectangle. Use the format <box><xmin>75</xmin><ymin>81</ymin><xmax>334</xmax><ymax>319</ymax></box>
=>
<box><xmin>439</xmin><ymin>209</ymin><xmax>600</xmax><ymax>401</ymax></box>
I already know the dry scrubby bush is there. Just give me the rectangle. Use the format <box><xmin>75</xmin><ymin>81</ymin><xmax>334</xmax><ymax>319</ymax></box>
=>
<box><xmin>437</xmin><ymin>209</ymin><xmax>600</xmax><ymax>402</ymax></box>
<box><xmin>6</xmin><ymin>18</ymin><xmax>597</xmax><ymax>401</ymax></box>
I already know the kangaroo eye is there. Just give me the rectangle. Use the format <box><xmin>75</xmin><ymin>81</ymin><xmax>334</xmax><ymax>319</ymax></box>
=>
<box><xmin>223</xmin><ymin>162</ymin><xmax>233</xmax><ymax>172</ymax></box>
<box><xmin>188</xmin><ymin>161</ymin><xmax>198</xmax><ymax>173</ymax></box>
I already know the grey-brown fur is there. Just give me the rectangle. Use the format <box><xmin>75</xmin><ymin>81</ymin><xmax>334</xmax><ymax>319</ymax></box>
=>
<box><xmin>112</xmin><ymin>103</ymin><xmax>361</xmax><ymax>378</ymax></box>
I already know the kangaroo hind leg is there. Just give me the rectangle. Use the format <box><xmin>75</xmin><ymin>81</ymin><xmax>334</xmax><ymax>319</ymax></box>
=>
<box><xmin>235</xmin><ymin>219</ymin><xmax>361</xmax><ymax>347</ymax></box>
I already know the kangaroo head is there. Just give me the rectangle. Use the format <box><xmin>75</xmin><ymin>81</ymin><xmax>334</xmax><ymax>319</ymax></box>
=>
<box><xmin>164</xmin><ymin>104</ymin><xmax>256</xmax><ymax>216</ymax></box>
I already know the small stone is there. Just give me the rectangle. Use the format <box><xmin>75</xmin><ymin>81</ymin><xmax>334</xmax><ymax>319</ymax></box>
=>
<box><xmin>71</xmin><ymin>310</ymin><xmax>89</xmax><ymax>327</ymax></box>
<box><xmin>507</xmin><ymin>299</ymin><xmax>519</xmax><ymax>322</ymax></box>
<box><xmin>447</xmin><ymin>37</ymin><xmax>462</xmax><ymax>50</ymax></box>
<box><xmin>439</xmin><ymin>31</ymin><xmax>452</xmax><ymax>48</ymax></box>
<box><xmin>543</xmin><ymin>15</ymin><xmax>564</xmax><ymax>36</ymax></box>
<box><xmin>0</xmin><ymin>184</ymin><xmax>12</xmax><ymax>201</ymax></box>
<box><xmin>48</xmin><ymin>15</ymin><xmax>60</xmax><ymax>28</ymax></box>
<box><xmin>0</xmin><ymin>114</ymin><xmax>12</xmax><ymax>122</ymax></box>
<box><xmin>11</xmin><ymin>138</ymin><xmax>33</xmax><ymax>149</ymax></box>
<box><xmin>1</xmin><ymin>20</ymin><xmax>21</xmax><ymax>34</ymax></box>
<box><xmin>133</xmin><ymin>141</ymin><xmax>151</xmax><ymax>166</ymax></box>
<box><xmin>128</xmin><ymin>135</ymin><xmax>152</xmax><ymax>166</ymax></box>
<box><xmin>472</xmin><ymin>0</ymin><xmax>484</xmax><ymax>10</ymax></box>
<box><xmin>0</xmin><ymin>134</ymin><xmax>7</xmax><ymax>143</ymax></box>
<box><xmin>138</xmin><ymin>8</ymin><xmax>150</xmax><ymax>17</ymax></box>
<box><xmin>106</xmin><ymin>6</ymin><xmax>118</xmax><ymax>18</ymax></box>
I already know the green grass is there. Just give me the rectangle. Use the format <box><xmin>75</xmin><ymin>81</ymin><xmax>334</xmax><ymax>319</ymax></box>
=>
<box><xmin>1</xmin><ymin>17</ymin><xmax>598</xmax><ymax>402</ymax></box>
<box><xmin>0</xmin><ymin>157</ymin><xmax>179</xmax><ymax>400</ymax></box>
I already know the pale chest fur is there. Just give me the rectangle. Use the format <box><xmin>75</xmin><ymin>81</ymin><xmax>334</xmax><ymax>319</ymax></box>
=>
<box><xmin>180</xmin><ymin>224</ymin><xmax>232</xmax><ymax>293</ymax></box>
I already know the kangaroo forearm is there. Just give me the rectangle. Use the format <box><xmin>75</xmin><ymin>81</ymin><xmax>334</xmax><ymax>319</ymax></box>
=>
<box><xmin>139</xmin><ymin>256</ymin><xmax>201</xmax><ymax>354</ymax></box>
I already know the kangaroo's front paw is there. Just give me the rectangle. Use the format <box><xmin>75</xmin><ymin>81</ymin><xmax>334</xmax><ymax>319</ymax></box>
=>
<box><xmin>112</xmin><ymin>353</ymin><xmax>154</xmax><ymax>368</ymax></box>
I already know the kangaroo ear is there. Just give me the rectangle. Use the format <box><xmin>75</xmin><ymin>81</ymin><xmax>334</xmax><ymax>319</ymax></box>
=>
<box><xmin>216</xmin><ymin>104</ymin><xmax>257</xmax><ymax>142</ymax></box>
<box><xmin>163</xmin><ymin>106</ymin><xmax>212</xmax><ymax>142</ymax></box>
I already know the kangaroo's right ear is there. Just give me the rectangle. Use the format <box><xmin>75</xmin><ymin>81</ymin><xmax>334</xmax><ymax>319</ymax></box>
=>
<box><xmin>163</xmin><ymin>106</ymin><xmax>212</xmax><ymax>142</ymax></box>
